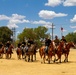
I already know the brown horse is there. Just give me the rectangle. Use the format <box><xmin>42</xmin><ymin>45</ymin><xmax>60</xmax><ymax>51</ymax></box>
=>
<box><xmin>63</xmin><ymin>42</ymin><xmax>75</xmax><ymax>62</ymax></box>
<box><xmin>39</xmin><ymin>41</ymin><xmax>56</xmax><ymax>64</ymax></box>
<box><xmin>56</xmin><ymin>41</ymin><xmax>64</xmax><ymax>63</ymax></box>
<box><xmin>48</xmin><ymin>41</ymin><xmax>56</xmax><ymax>64</ymax></box>
<box><xmin>24</xmin><ymin>44</ymin><xmax>37</xmax><ymax>62</ymax></box>
<box><xmin>16</xmin><ymin>47</ymin><xmax>22</xmax><ymax>59</ymax></box>
<box><xmin>6</xmin><ymin>44</ymin><xmax>14</xmax><ymax>59</ymax></box>
<box><xmin>0</xmin><ymin>45</ymin><xmax>5</xmax><ymax>58</ymax></box>
<box><xmin>56</xmin><ymin>42</ymin><xmax>75</xmax><ymax>63</ymax></box>
<box><xmin>39</xmin><ymin>45</ymin><xmax>46</xmax><ymax>63</ymax></box>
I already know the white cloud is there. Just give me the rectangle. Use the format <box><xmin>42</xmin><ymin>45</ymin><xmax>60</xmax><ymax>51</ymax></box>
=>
<box><xmin>70</xmin><ymin>15</ymin><xmax>76</xmax><ymax>23</ymax></box>
<box><xmin>0</xmin><ymin>14</ymin><xmax>30</xmax><ymax>28</ymax></box>
<box><xmin>45</xmin><ymin>0</ymin><xmax>76</xmax><ymax>7</ymax></box>
<box><xmin>73</xmin><ymin>30</ymin><xmax>76</xmax><ymax>33</ymax></box>
<box><xmin>63</xmin><ymin>0</ymin><xmax>76</xmax><ymax>6</ymax></box>
<box><xmin>39</xmin><ymin>10</ymin><xmax>67</xmax><ymax>19</ymax></box>
<box><xmin>63</xmin><ymin>29</ymin><xmax>67</xmax><ymax>32</ymax></box>
<box><xmin>0</xmin><ymin>15</ymin><xmax>10</xmax><ymax>20</ymax></box>
<box><xmin>70</xmin><ymin>25</ymin><xmax>76</xmax><ymax>28</ymax></box>
<box><xmin>45</xmin><ymin>0</ymin><xmax>63</xmax><ymax>7</ymax></box>
<box><xmin>32</xmin><ymin>20</ymin><xmax>52</xmax><ymax>25</ymax></box>
<box><xmin>43</xmin><ymin>24</ymin><xmax>55</xmax><ymax>29</ymax></box>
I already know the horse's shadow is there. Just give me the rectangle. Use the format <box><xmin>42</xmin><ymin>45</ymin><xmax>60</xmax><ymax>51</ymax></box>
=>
<box><xmin>54</xmin><ymin>60</ymin><xmax>76</xmax><ymax>64</ymax></box>
<box><xmin>39</xmin><ymin>60</ymin><xmax>76</xmax><ymax>64</ymax></box>
<box><xmin>6</xmin><ymin>58</ymin><xmax>16</xmax><ymax>60</ymax></box>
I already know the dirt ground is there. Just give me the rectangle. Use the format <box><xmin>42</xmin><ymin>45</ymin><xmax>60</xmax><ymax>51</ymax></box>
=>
<box><xmin>0</xmin><ymin>49</ymin><xmax>76</xmax><ymax>75</ymax></box>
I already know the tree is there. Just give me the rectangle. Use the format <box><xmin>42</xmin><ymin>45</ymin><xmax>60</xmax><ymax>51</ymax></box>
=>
<box><xmin>0</xmin><ymin>26</ymin><xmax>13</xmax><ymax>44</ymax></box>
<box><xmin>18</xmin><ymin>26</ymin><xmax>49</xmax><ymax>41</ymax></box>
<box><xmin>17</xmin><ymin>26</ymin><xmax>50</xmax><ymax>47</ymax></box>
<box><xmin>65</xmin><ymin>32</ymin><xmax>76</xmax><ymax>44</ymax></box>
<box><xmin>34</xmin><ymin>26</ymin><xmax>48</xmax><ymax>40</ymax></box>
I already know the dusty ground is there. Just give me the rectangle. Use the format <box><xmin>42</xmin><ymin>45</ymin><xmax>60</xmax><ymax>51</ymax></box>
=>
<box><xmin>0</xmin><ymin>49</ymin><xmax>76</xmax><ymax>75</ymax></box>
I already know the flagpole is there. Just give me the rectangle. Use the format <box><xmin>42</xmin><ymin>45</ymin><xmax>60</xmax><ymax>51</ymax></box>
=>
<box><xmin>61</xmin><ymin>27</ymin><xmax>63</xmax><ymax>38</ymax></box>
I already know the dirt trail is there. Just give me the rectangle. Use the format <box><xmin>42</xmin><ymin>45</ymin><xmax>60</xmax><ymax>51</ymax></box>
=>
<box><xmin>0</xmin><ymin>49</ymin><xmax>76</xmax><ymax>75</ymax></box>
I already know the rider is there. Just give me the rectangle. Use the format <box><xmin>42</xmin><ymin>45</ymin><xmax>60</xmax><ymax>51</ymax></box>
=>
<box><xmin>0</xmin><ymin>42</ymin><xmax>3</xmax><ymax>49</ymax></box>
<box><xmin>21</xmin><ymin>40</ymin><xmax>26</xmax><ymax>50</ymax></box>
<box><xmin>54</xmin><ymin>36</ymin><xmax>60</xmax><ymax>50</ymax></box>
<box><xmin>61</xmin><ymin>36</ymin><xmax>67</xmax><ymax>49</ymax></box>
<box><xmin>26</xmin><ymin>38</ymin><xmax>34</xmax><ymax>52</ymax></box>
<box><xmin>45</xmin><ymin>37</ymin><xmax>52</xmax><ymax>54</ymax></box>
<box><xmin>27</xmin><ymin>38</ymin><xmax>34</xmax><ymax>47</ymax></box>
<box><xmin>5</xmin><ymin>41</ymin><xmax>11</xmax><ymax>53</ymax></box>
<box><xmin>17</xmin><ymin>42</ymin><xmax>22</xmax><ymax>49</ymax></box>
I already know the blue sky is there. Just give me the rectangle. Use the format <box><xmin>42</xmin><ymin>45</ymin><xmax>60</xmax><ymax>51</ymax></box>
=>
<box><xmin>0</xmin><ymin>0</ymin><xmax>76</xmax><ymax>39</ymax></box>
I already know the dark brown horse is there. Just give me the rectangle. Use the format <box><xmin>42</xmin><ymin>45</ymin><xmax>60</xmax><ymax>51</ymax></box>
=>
<box><xmin>56</xmin><ymin>42</ymin><xmax>75</xmax><ymax>63</ymax></box>
<box><xmin>24</xmin><ymin>44</ymin><xmax>37</xmax><ymax>62</ymax></box>
<box><xmin>63</xmin><ymin>42</ymin><xmax>75</xmax><ymax>62</ymax></box>
<box><xmin>16</xmin><ymin>47</ymin><xmax>22</xmax><ymax>59</ymax></box>
<box><xmin>6</xmin><ymin>44</ymin><xmax>14</xmax><ymax>59</ymax></box>
<box><xmin>0</xmin><ymin>45</ymin><xmax>4</xmax><ymax>58</ymax></box>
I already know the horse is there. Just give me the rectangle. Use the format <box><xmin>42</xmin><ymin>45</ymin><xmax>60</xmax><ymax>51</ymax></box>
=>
<box><xmin>56</xmin><ymin>41</ymin><xmax>75</xmax><ymax>63</ymax></box>
<box><xmin>39</xmin><ymin>45</ymin><xmax>46</xmax><ymax>63</ymax></box>
<box><xmin>0</xmin><ymin>45</ymin><xmax>5</xmax><ymax>58</ymax></box>
<box><xmin>63</xmin><ymin>42</ymin><xmax>75</xmax><ymax>62</ymax></box>
<box><xmin>16</xmin><ymin>47</ymin><xmax>22</xmax><ymax>60</ymax></box>
<box><xmin>39</xmin><ymin>41</ymin><xmax>56</xmax><ymax>64</ymax></box>
<box><xmin>24</xmin><ymin>44</ymin><xmax>37</xmax><ymax>62</ymax></box>
<box><xmin>55</xmin><ymin>41</ymin><xmax>64</xmax><ymax>63</ymax></box>
<box><xmin>48</xmin><ymin>41</ymin><xmax>56</xmax><ymax>64</ymax></box>
<box><xmin>6</xmin><ymin>44</ymin><xmax>14</xmax><ymax>59</ymax></box>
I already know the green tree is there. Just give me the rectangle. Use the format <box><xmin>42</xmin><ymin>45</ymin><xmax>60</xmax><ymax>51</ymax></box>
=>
<box><xmin>0</xmin><ymin>26</ymin><xmax>13</xmax><ymax>44</ymax></box>
<box><xmin>17</xmin><ymin>26</ymin><xmax>50</xmax><ymax>47</ymax></box>
<box><xmin>65</xmin><ymin>32</ymin><xmax>76</xmax><ymax>44</ymax></box>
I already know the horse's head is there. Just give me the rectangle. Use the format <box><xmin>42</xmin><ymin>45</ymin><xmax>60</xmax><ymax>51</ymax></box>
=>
<box><xmin>9</xmin><ymin>44</ymin><xmax>14</xmax><ymax>49</ymax></box>
<box><xmin>48</xmin><ymin>42</ymin><xmax>55</xmax><ymax>52</ymax></box>
<box><xmin>59</xmin><ymin>41</ymin><xmax>64</xmax><ymax>47</ymax></box>
<box><xmin>68</xmin><ymin>42</ymin><xmax>75</xmax><ymax>48</ymax></box>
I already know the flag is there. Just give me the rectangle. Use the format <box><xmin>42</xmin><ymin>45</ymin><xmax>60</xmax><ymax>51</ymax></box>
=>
<box><xmin>61</xmin><ymin>27</ymin><xmax>63</xmax><ymax>31</ymax></box>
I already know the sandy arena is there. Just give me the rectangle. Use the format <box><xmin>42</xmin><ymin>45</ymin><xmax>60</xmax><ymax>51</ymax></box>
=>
<box><xmin>0</xmin><ymin>49</ymin><xmax>76</xmax><ymax>75</ymax></box>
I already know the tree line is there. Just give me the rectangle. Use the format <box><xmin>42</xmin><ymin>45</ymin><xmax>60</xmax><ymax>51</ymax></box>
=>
<box><xmin>0</xmin><ymin>26</ymin><xmax>76</xmax><ymax>47</ymax></box>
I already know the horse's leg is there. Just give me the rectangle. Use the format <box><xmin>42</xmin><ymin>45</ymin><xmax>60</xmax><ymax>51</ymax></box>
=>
<box><xmin>59</xmin><ymin>55</ymin><xmax>61</xmax><ymax>63</ymax></box>
<box><xmin>40</xmin><ymin>55</ymin><xmax>43</xmax><ymax>63</ymax></box>
<box><xmin>53</xmin><ymin>54</ymin><xmax>57</xmax><ymax>63</ymax></box>
<box><xmin>0</xmin><ymin>53</ymin><xmax>1</xmax><ymax>58</ymax></box>
<box><xmin>5</xmin><ymin>53</ymin><xmax>7</xmax><ymax>59</ymax></box>
<box><xmin>43</xmin><ymin>54</ymin><xmax>46</xmax><ymax>63</ymax></box>
<box><xmin>28</xmin><ymin>55</ymin><xmax>30</xmax><ymax>62</ymax></box>
<box><xmin>31</xmin><ymin>55</ymin><xmax>33</xmax><ymax>62</ymax></box>
<box><xmin>64</xmin><ymin>54</ymin><xmax>67</xmax><ymax>62</ymax></box>
<box><xmin>24</xmin><ymin>53</ymin><xmax>27</xmax><ymax>61</ymax></box>
<box><xmin>34</xmin><ymin>54</ymin><xmax>36</xmax><ymax>61</ymax></box>
<box><xmin>66</xmin><ymin>53</ymin><xmax>69</xmax><ymax>62</ymax></box>
<box><xmin>48</xmin><ymin>55</ymin><xmax>51</xmax><ymax>64</ymax></box>
<box><xmin>6</xmin><ymin>53</ymin><xmax>8</xmax><ymax>59</ymax></box>
<box><xmin>10</xmin><ymin>54</ymin><xmax>12</xmax><ymax>58</ymax></box>
<box><xmin>1</xmin><ymin>53</ymin><xmax>3</xmax><ymax>58</ymax></box>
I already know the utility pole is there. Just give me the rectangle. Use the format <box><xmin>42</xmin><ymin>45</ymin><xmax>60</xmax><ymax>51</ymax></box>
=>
<box><xmin>12</xmin><ymin>27</ymin><xmax>16</xmax><ymax>47</ymax></box>
<box><xmin>50</xmin><ymin>23</ymin><xmax>55</xmax><ymax>40</ymax></box>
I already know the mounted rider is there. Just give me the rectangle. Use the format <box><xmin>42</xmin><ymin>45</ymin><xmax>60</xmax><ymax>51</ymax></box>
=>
<box><xmin>21</xmin><ymin>40</ymin><xmax>26</xmax><ymax>50</ymax></box>
<box><xmin>61</xmin><ymin>36</ymin><xmax>67</xmax><ymax>49</ymax></box>
<box><xmin>54</xmin><ymin>36</ymin><xmax>60</xmax><ymax>50</ymax></box>
<box><xmin>5</xmin><ymin>41</ymin><xmax>11</xmax><ymax>53</ymax></box>
<box><xmin>0</xmin><ymin>42</ymin><xmax>3</xmax><ymax>49</ymax></box>
<box><xmin>17</xmin><ymin>42</ymin><xmax>22</xmax><ymax>48</ymax></box>
<box><xmin>25</xmin><ymin>38</ymin><xmax>34</xmax><ymax>52</ymax></box>
<box><xmin>45</xmin><ymin>37</ymin><xmax>52</xmax><ymax>54</ymax></box>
